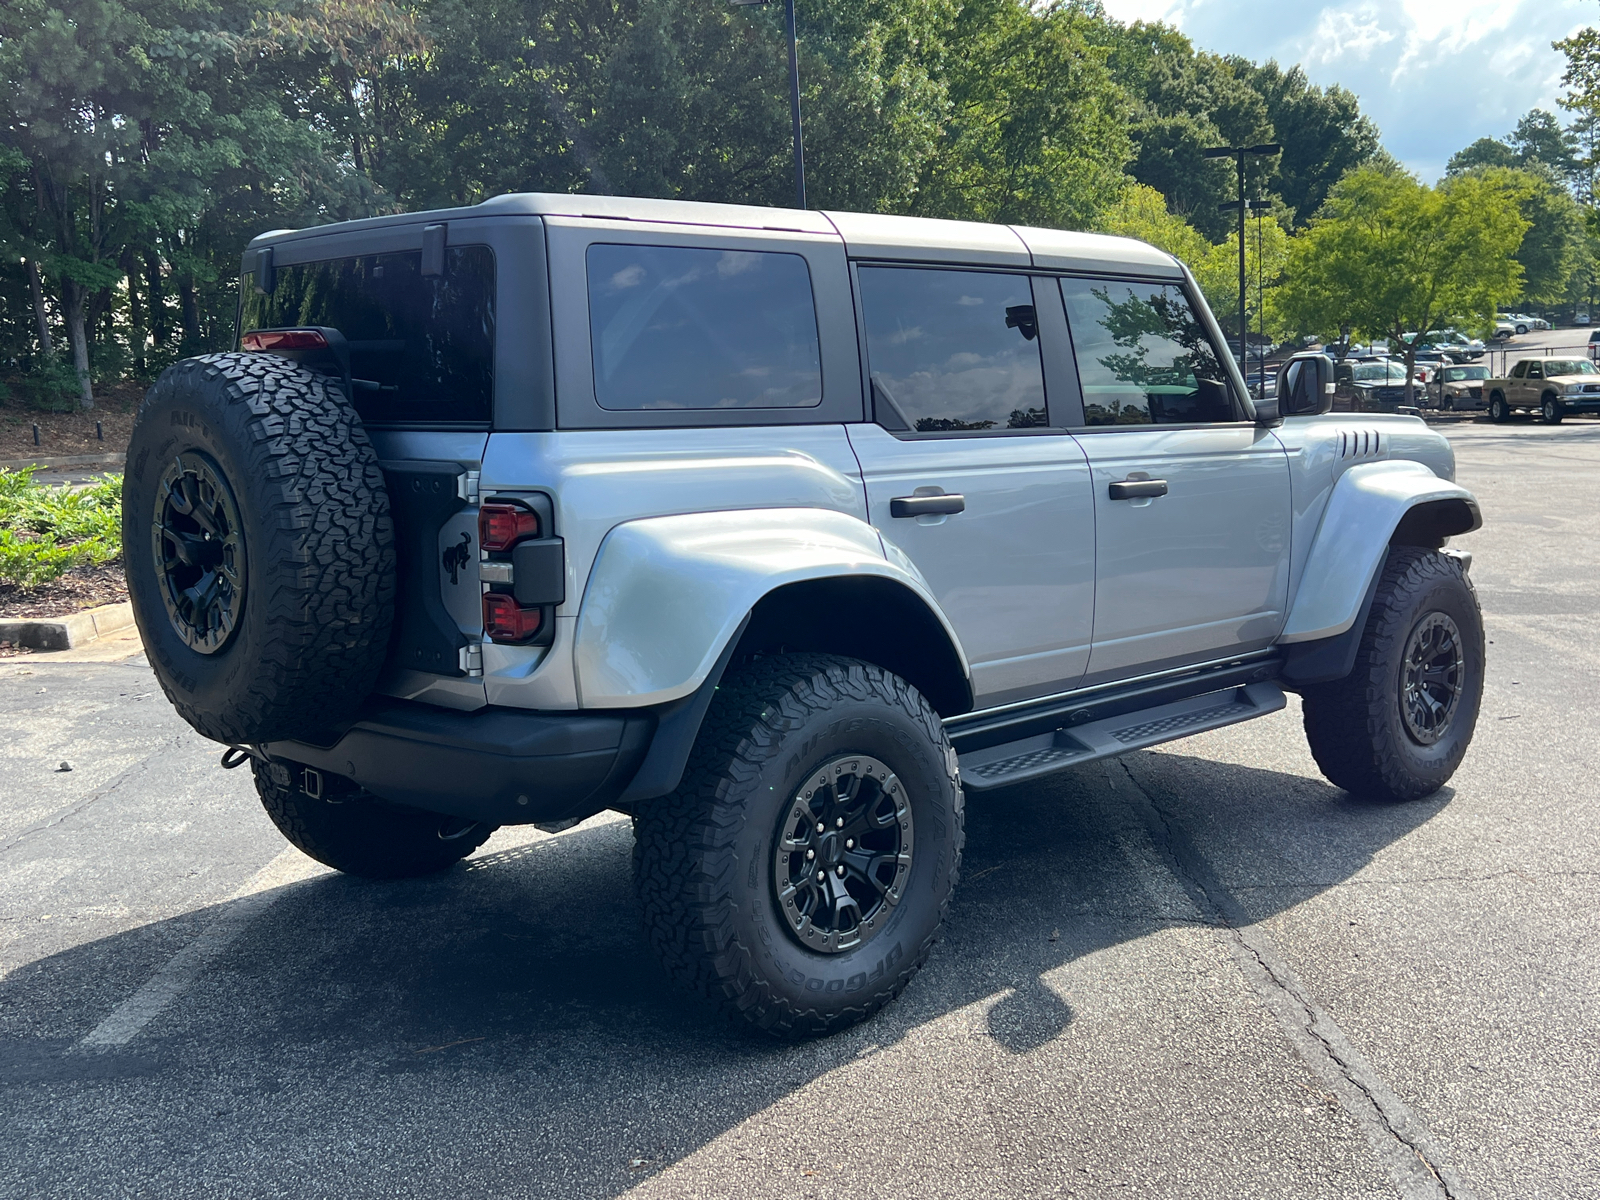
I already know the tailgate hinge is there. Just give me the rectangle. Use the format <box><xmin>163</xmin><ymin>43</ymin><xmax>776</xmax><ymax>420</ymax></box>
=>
<box><xmin>457</xmin><ymin>470</ymin><xmax>481</xmax><ymax>505</ymax></box>
<box><xmin>458</xmin><ymin>641</ymin><xmax>484</xmax><ymax>677</ymax></box>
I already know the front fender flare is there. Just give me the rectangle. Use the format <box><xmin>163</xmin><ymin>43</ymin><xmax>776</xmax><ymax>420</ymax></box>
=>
<box><xmin>1280</xmin><ymin>460</ymin><xmax>1481</xmax><ymax>644</ymax></box>
<box><xmin>572</xmin><ymin>508</ymin><xmax>969</xmax><ymax>708</ymax></box>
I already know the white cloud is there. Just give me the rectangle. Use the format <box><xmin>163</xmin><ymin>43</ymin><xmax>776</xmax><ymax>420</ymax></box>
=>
<box><xmin>1098</xmin><ymin>0</ymin><xmax>1594</xmax><ymax>182</ymax></box>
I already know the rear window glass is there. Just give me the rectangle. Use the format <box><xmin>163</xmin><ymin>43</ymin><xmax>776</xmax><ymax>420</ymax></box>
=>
<box><xmin>240</xmin><ymin>246</ymin><xmax>495</xmax><ymax>425</ymax></box>
<box><xmin>1060</xmin><ymin>278</ymin><xmax>1238</xmax><ymax>425</ymax></box>
<box><xmin>857</xmin><ymin>266</ymin><xmax>1046</xmax><ymax>433</ymax></box>
<box><xmin>586</xmin><ymin>244</ymin><xmax>822</xmax><ymax>410</ymax></box>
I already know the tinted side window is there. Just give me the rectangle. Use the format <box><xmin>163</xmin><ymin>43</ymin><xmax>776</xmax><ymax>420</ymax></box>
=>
<box><xmin>858</xmin><ymin>267</ymin><xmax>1046</xmax><ymax>433</ymax></box>
<box><xmin>587</xmin><ymin>244</ymin><xmax>821</xmax><ymax>410</ymax></box>
<box><xmin>1060</xmin><ymin>278</ymin><xmax>1238</xmax><ymax>426</ymax></box>
<box><xmin>240</xmin><ymin>247</ymin><xmax>495</xmax><ymax>425</ymax></box>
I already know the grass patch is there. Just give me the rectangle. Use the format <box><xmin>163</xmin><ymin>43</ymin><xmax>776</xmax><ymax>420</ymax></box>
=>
<box><xmin>0</xmin><ymin>468</ymin><xmax>122</xmax><ymax>587</ymax></box>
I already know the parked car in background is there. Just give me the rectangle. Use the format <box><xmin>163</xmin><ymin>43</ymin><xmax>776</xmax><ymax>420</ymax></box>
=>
<box><xmin>1333</xmin><ymin>359</ymin><xmax>1428</xmax><ymax>411</ymax></box>
<box><xmin>1588</xmin><ymin>329</ymin><xmax>1600</xmax><ymax>359</ymax></box>
<box><xmin>1575</xmin><ymin>308</ymin><xmax>1591</xmax><ymax>327</ymax></box>
<box><xmin>1491</xmin><ymin>317</ymin><xmax>1516</xmax><ymax>340</ymax></box>
<box><xmin>1429</xmin><ymin>364</ymin><xmax>1491</xmax><ymax>412</ymax></box>
<box><xmin>1482</xmin><ymin>357</ymin><xmax>1600</xmax><ymax>422</ymax></box>
<box><xmin>1495</xmin><ymin>313</ymin><xmax>1531</xmax><ymax>336</ymax></box>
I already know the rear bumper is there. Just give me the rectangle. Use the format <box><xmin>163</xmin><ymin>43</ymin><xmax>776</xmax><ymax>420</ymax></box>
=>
<box><xmin>261</xmin><ymin>698</ymin><xmax>655</xmax><ymax>826</ymax></box>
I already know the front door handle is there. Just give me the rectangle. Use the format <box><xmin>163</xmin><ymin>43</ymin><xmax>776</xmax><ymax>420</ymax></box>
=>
<box><xmin>1108</xmin><ymin>479</ymin><xmax>1168</xmax><ymax>500</ymax></box>
<box><xmin>890</xmin><ymin>493</ymin><xmax>966</xmax><ymax>518</ymax></box>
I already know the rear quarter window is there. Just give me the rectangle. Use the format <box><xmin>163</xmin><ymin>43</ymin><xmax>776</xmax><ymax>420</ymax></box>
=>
<box><xmin>240</xmin><ymin>246</ymin><xmax>495</xmax><ymax>425</ymax></box>
<box><xmin>586</xmin><ymin>243</ymin><xmax>822</xmax><ymax>410</ymax></box>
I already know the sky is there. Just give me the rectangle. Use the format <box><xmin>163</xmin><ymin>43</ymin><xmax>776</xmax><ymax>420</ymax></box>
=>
<box><xmin>1098</xmin><ymin>0</ymin><xmax>1596</xmax><ymax>182</ymax></box>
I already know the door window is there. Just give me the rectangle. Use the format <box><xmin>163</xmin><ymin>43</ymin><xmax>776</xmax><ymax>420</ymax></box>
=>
<box><xmin>586</xmin><ymin>243</ymin><xmax>821</xmax><ymax>410</ymax></box>
<box><xmin>1059</xmin><ymin>278</ymin><xmax>1239</xmax><ymax>425</ymax></box>
<box><xmin>857</xmin><ymin>267</ymin><xmax>1047</xmax><ymax>433</ymax></box>
<box><xmin>1511</xmin><ymin>361</ymin><xmax>1527</xmax><ymax>378</ymax></box>
<box><xmin>1527</xmin><ymin>363</ymin><xmax>1543</xmax><ymax>379</ymax></box>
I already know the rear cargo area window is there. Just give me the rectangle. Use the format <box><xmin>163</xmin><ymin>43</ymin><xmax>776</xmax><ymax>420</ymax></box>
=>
<box><xmin>240</xmin><ymin>246</ymin><xmax>495</xmax><ymax>425</ymax></box>
<box><xmin>586</xmin><ymin>244</ymin><xmax>822</xmax><ymax>410</ymax></box>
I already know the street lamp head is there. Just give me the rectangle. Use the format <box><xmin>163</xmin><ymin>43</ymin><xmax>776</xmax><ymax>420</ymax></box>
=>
<box><xmin>1202</xmin><ymin>147</ymin><xmax>1235</xmax><ymax>159</ymax></box>
<box><xmin>729</xmin><ymin>0</ymin><xmax>769</xmax><ymax>5</ymax></box>
<box><xmin>1246</xmin><ymin>143</ymin><xmax>1282</xmax><ymax>156</ymax></box>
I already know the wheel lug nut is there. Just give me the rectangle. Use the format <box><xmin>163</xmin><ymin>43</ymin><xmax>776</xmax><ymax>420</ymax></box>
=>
<box><xmin>836</xmin><ymin>865</ymin><xmax>846</xmax><ymax>877</ymax></box>
<box><xmin>836</xmin><ymin>817</ymin><xmax>844</xmax><ymax>828</ymax></box>
<box><xmin>816</xmin><ymin>821</ymin><xmax>825</xmax><ymax>833</ymax></box>
<box><xmin>816</xmin><ymin>871</ymin><xmax>825</xmax><ymax>882</ymax></box>
<box><xmin>805</xmin><ymin>849</ymin><xmax>814</xmax><ymax>860</ymax></box>
<box><xmin>845</xmin><ymin>839</ymin><xmax>854</xmax><ymax>850</ymax></box>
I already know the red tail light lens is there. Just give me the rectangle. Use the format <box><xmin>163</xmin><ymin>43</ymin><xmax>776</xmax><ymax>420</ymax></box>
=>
<box><xmin>483</xmin><ymin>593</ymin><xmax>542</xmax><ymax>643</ymax></box>
<box><xmin>242</xmin><ymin>328</ymin><xmax>329</xmax><ymax>351</ymax></box>
<box><xmin>479</xmin><ymin>504</ymin><xmax>540</xmax><ymax>551</ymax></box>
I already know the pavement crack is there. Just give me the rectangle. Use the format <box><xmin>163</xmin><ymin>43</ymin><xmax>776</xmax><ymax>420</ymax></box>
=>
<box><xmin>0</xmin><ymin>737</ymin><xmax>185</xmax><ymax>857</ymax></box>
<box><xmin>1112</xmin><ymin>759</ymin><xmax>1475</xmax><ymax>1200</ymax></box>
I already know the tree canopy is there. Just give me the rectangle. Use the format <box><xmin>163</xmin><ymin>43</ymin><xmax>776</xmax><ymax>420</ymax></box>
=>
<box><xmin>0</xmin><ymin>0</ymin><xmax>1398</xmax><ymax>407</ymax></box>
<box><xmin>1279</xmin><ymin>169</ymin><xmax>1531</xmax><ymax>398</ymax></box>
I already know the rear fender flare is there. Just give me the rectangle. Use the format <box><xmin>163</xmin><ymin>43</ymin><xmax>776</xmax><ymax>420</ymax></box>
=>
<box><xmin>572</xmin><ymin>508</ymin><xmax>969</xmax><ymax>708</ymax></box>
<box><xmin>1280</xmin><ymin>461</ymin><xmax>1480</xmax><ymax>645</ymax></box>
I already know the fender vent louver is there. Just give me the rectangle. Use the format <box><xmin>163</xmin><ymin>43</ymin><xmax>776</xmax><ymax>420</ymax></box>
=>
<box><xmin>1337</xmin><ymin>429</ymin><xmax>1384</xmax><ymax>461</ymax></box>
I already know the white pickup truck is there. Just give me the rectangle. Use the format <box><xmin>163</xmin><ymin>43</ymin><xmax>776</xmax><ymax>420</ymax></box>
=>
<box><xmin>1482</xmin><ymin>356</ymin><xmax>1600</xmax><ymax>423</ymax></box>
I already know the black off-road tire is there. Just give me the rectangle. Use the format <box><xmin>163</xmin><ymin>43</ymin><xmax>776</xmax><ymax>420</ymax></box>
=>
<box><xmin>1302</xmin><ymin>547</ymin><xmax>1484</xmax><ymax>801</ymax></box>
<box><xmin>124</xmin><ymin>353</ymin><xmax>395</xmax><ymax>744</ymax></box>
<box><xmin>633</xmin><ymin>654</ymin><xmax>964</xmax><ymax>1038</ymax></box>
<box><xmin>252</xmin><ymin>761</ymin><xmax>494</xmax><ymax>878</ymax></box>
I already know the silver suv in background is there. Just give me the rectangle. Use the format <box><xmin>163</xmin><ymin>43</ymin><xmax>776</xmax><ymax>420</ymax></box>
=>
<box><xmin>124</xmin><ymin>194</ymin><xmax>1485</xmax><ymax>1036</ymax></box>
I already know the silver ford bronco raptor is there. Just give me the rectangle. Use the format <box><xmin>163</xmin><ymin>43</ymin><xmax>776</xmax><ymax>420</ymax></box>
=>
<box><xmin>124</xmin><ymin>193</ymin><xmax>1483</xmax><ymax>1037</ymax></box>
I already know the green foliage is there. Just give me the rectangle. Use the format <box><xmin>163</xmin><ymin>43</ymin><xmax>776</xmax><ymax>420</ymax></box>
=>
<box><xmin>912</xmin><ymin>0</ymin><xmax>1131</xmax><ymax>228</ymax></box>
<box><xmin>0</xmin><ymin>467</ymin><xmax>122</xmax><ymax>585</ymax></box>
<box><xmin>1098</xmin><ymin>183</ymin><xmax>1291</xmax><ymax>340</ymax></box>
<box><xmin>1279</xmin><ymin>169</ymin><xmax>1531</xmax><ymax>387</ymax></box>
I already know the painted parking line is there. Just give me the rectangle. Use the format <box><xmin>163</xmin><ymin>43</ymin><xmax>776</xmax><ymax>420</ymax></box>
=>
<box><xmin>78</xmin><ymin>847</ymin><xmax>328</xmax><ymax>1049</ymax></box>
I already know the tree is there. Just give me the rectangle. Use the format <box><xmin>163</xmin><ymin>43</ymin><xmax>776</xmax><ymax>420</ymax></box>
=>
<box><xmin>1446</xmin><ymin>138</ymin><xmax>1518</xmax><ymax>176</ymax></box>
<box><xmin>912</xmin><ymin>0</ymin><xmax>1131</xmax><ymax>228</ymax></box>
<box><xmin>1237</xmin><ymin>61</ymin><xmax>1380</xmax><ymax>226</ymax></box>
<box><xmin>1098</xmin><ymin>182</ymin><xmax>1291</xmax><ymax>343</ymax></box>
<box><xmin>1279</xmin><ymin>169</ymin><xmax>1530</xmax><ymax>405</ymax></box>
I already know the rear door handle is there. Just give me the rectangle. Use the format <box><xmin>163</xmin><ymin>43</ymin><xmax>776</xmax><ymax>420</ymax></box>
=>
<box><xmin>890</xmin><ymin>493</ymin><xmax>966</xmax><ymax>518</ymax></box>
<box><xmin>1108</xmin><ymin>479</ymin><xmax>1168</xmax><ymax>500</ymax></box>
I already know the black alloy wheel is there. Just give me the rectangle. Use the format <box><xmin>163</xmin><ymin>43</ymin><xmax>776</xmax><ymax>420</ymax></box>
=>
<box><xmin>152</xmin><ymin>451</ymin><xmax>247</xmax><ymax>654</ymax></box>
<box><xmin>1400</xmin><ymin>612</ymin><xmax>1465</xmax><ymax>746</ymax></box>
<box><xmin>773</xmin><ymin>754</ymin><xmax>913</xmax><ymax>955</ymax></box>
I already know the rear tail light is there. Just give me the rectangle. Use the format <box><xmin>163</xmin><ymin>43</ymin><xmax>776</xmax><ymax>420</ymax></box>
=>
<box><xmin>483</xmin><ymin>593</ymin><xmax>542</xmax><ymax>643</ymax></box>
<box><xmin>479</xmin><ymin>503</ymin><xmax>540</xmax><ymax>551</ymax></box>
<box><xmin>242</xmin><ymin>328</ymin><xmax>329</xmax><ymax>351</ymax></box>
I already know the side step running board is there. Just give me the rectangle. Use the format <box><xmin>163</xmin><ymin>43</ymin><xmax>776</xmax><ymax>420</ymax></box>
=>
<box><xmin>958</xmin><ymin>682</ymin><xmax>1286</xmax><ymax>792</ymax></box>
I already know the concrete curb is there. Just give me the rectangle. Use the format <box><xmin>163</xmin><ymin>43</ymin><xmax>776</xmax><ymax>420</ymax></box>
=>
<box><xmin>0</xmin><ymin>601</ymin><xmax>135</xmax><ymax>651</ymax></box>
<box><xmin>0</xmin><ymin>453</ymin><xmax>126</xmax><ymax>471</ymax></box>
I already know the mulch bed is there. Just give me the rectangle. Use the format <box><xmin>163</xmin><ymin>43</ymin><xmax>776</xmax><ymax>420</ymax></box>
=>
<box><xmin>0</xmin><ymin>382</ymin><xmax>144</xmax><ymax>462</ymax></box>
<box><xmin>0</xmin><ymin>561</ymin><xmax>128</xmax><ymax>620</ymax></box>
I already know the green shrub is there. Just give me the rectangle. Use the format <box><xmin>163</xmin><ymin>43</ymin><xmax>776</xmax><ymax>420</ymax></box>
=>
<box><xmin>0</xmin><ymin>467</ymin><xmax>122</xmax><ymax>587</ymax></box>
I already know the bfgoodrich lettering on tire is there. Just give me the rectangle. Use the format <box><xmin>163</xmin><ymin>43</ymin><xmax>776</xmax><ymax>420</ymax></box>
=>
<box><xmin>632</xmin><ymin>654</ymin><xmax>963</xmax><ymax>1038</ymax></box>
<box><xmin>1302</xmin><ymin>547</ymin><xmax>1484</xmax><ymax>801</ymax></box>
<box><xmin>124</xmin><ymin>353</ymin><xmax>396</xmax><ymax>745</ymax></box>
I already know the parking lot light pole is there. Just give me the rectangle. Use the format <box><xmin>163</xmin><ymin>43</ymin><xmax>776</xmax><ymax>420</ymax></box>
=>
<box><xmin>1218</xmin><ymin>196</ymin><xmax>1271</xmax><ymax>394</ymax></box>
<box><xmin>732</xmin><ymin>0</ymin><xmax>806</xmax><ymax>210</ymax></box>
<box><xmin>1205</xmin><ymin>144</ymin><xmax>1280</xmax><ymax>372</ymax></box>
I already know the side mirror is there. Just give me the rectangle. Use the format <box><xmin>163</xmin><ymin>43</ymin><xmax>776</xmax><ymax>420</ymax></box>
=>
<box><xmin>1275</xmin><ymin>353</ymin><xmax>1335</xmax><ymax>418</ymax></box>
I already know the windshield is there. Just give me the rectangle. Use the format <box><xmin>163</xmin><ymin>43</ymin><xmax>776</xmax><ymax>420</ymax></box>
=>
<box><xmin>1444</xmin><ymin>366</ymin><xmax>1490</xmax><ymax>382</ymax></box>
<box><xmin>1352</xmin><ymin>364</ymin><xmax>1388</xmax><ymax>381</ymax></box>
<box><xmin>1543</xmin><ymin>359</ymin><xmax>1597</xmax><ymax>376</ymax></box>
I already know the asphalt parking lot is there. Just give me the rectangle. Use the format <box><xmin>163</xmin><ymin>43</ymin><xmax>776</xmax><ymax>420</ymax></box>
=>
<box><xmin>2</xmin><ymin>414</ymin><xmax>1598</xmax><ymax>1199</ymax></box>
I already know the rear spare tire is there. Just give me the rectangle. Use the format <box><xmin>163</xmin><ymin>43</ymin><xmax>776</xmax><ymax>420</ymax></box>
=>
<box><xmin>124</xmin><ymin>353</ymin><xmax>396</xmax><ymax>744</ymax></box>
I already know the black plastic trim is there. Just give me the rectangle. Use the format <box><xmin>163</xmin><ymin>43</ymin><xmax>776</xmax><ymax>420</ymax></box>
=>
<box><xmin>1279</xmin><ymin>565</ymin><xmax>1384</xmax><ymax>688</ymax></box>
<box><xmin>262</xmin><ymin>697</ymin><xmax>655</xmax><ymax>826</ymax></box>
<box><xmin>946</xmin><ymin>653</ymin><xmax>1282</xmax><ymax>754</ymax></box>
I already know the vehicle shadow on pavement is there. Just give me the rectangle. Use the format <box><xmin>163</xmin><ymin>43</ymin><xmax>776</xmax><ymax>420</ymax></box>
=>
<box><xmin>0</xmin><ymin>750</ymin><xmax>1455</xmax><ymax>1197</ymax></box>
